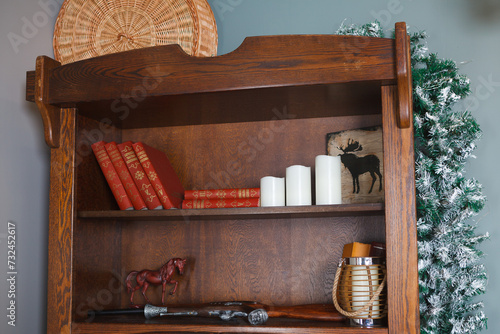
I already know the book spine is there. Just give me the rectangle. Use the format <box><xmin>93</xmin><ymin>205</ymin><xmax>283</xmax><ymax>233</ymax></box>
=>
<box><xmin>132</xmin><ymin>142</ymin><xmax>175</xmax><ymax>209</ymax></box>
<box><xmin>182</xmin><ymin>198</ymin><xmax>260</xmax><ymax>209</ymax></box>
<box><xmin>91</xmin><ymin>141</ymin><xmax>133</xmax><ymax>211</ymax></box>
<box><xmin>105</xmin><ymin>142</ymin><xmax>147</xmax><ymax>210</ymax></box>
<box><xmin>184</xmin><ymin>188</ymin><xmax>260</xmax><ymax>200</ymax></box>
<box><xmin>118</xmin><ymin>142</ymin><xmax>163</xmax><ymax>210</ymax></box>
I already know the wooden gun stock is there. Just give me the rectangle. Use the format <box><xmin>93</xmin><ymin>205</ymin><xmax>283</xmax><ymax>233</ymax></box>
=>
<box><xmin>263</xmin><ymin>304</ymin><xmax>345</xmax><ymax>322</ymax></box>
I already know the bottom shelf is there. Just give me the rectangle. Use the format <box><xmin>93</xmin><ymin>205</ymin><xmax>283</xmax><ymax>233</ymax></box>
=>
<box><xmin>73</xmin><ymin>315</ymin><xmax>389</xmax><ymax>333</ymax></box>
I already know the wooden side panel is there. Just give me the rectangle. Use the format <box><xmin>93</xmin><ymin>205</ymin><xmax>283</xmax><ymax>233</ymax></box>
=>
<box><xmin>395</xmin><ymin>22</ymin><xmax>413</xmax><ymax>128</ymax></box>
<box><xmin>26</xmin><ymin>70</ymin><xmax>35</xmax><ymax>102</ymax></box>
<box><xmin>46</xmin><ymin>108</ymin><xmax>76</xmax><ymax>334</ymax></box>
<box><xmin>382</xmin><ymin>86</ymin><xmax>419</xmax><ymax>334</ymax></box>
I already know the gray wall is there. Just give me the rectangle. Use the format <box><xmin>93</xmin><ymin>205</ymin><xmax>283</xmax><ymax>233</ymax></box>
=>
<box><xmin>1</xmin><ymin>0</ymin><xmax>498</xmax><ymax>332</ymax></box>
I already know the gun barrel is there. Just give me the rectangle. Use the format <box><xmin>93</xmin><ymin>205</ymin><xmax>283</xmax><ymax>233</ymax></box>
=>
<box><xmin>88</xmin><ymin>308</ymin><xmax>143</xmax><ymax>317</ymax></box>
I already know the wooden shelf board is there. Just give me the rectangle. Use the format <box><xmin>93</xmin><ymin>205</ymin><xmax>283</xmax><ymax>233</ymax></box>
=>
<box><xmin>78</xmin><ymin>203</ymin><xmax>384</xmax><ymax>221</ymax></box>
<box><xmin>73</xmin><ymin>316</ymin><xmax>388</xmax><ymax>333</ymax></box>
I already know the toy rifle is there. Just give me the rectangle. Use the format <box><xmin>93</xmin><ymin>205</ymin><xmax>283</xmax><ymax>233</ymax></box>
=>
<box><xmin>88</xmin><ymin>301</ymin><xmax>346</xmax><ymax>325</ymax></box>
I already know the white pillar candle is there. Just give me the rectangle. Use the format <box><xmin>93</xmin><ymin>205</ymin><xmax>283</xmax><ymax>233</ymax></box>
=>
<box><xmin>286</xmin><ymin>165</ymin><xmax>311</xmax><ymax>206</ymax></box>
<box><xmin>315</xmin><ymin>155</ymin><xmax>342</xmax><ymax>205</ymax></box>
<box><xmin>351</xmin><ymin>265</ymin><xmax>381</xmax><ymax>317</ymax></box>
<box><xmin>260</xmin><ymin>176</ymin><xmax>285</xmax><ymax>207</ymax></box>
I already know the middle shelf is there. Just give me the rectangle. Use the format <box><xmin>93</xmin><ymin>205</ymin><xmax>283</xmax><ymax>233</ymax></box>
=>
<box><xmin>78</xmin><ymin>203</ymin><xmax>384</xmax><ymax>221</ymax></box>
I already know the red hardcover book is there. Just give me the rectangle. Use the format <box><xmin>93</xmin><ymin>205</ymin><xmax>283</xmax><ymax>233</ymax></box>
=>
<box><xmin>105</xmin><ymin>142</ymin><xmax>147</xmax><ymax>210</ymax></box>
<box><xmin>184</xmin><ymin>188</ymin><xmax>260</xmax><ymax>200</ymax></box>
<box><xmin>132</xmin><ymin>142</ymin><xmax>185</xmax><ymax>209</ymax></box>
<box><xmin>91</xmin><ymin>141</ymin><xmax>133</xmax><ymax>211</ymax></box>
<box><xmin>117</xmin><ymin>141</ymin><xmax>163</xmax><ymax>210</ymax></box>
<box><xmin>182</xmin><ymin>198</ymin><xmax>260</xmax><ymax>209</ymax></box>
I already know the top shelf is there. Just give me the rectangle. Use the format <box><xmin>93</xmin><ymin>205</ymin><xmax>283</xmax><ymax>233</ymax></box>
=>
<box><xmin>26</xmin><ymin>23</ymin><xmax>412</xmax><ymax>147</ymax></box>
<box><xmin>31</xmin><ymin>34</ymin><xmax>398</xmax><ymax>104</ymax></box>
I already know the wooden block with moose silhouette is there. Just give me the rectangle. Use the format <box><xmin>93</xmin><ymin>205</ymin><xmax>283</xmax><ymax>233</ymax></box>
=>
<box><xmin>327</xmin><ymin>126</ymin><xmax>384</xmax><ymax>204</ymax></box>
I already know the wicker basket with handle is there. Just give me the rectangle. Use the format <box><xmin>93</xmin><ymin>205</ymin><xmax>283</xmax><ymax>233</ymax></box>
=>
<box><xmin>53</xmin><ymin>0</ymin><xmax>218</xmax><ymax>65</ymax></box>
<box><xmin>332</xmin><ymin>257</ymin><xmax>388</xmax><ymax>327</ymax></box>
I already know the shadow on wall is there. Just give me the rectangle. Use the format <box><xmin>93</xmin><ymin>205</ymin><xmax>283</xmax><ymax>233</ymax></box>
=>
<box><xmin>469</xmin><ymin>0</ymin><xmax>500</xmax><ymax>20</ymax></box>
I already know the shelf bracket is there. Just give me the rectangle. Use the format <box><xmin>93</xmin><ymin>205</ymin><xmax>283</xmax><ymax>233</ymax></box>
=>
<box><xmin>395</xmin><ymin>22</ymin><xmax>413</xmax><ymax>129</ymax></box>
<box><xmin>35</xmin><ymin>56</ymin><xmax>61</xmax><ymax>148</ymax></box>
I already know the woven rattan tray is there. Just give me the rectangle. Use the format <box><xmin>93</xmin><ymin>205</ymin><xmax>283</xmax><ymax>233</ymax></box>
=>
<box><xmin>53</xmin><ymin>0</ymin><xmax>218</xmax><ymax>65</ymax></box>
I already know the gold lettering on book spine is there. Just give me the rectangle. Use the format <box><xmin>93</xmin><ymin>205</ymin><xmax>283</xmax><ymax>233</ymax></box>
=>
<box><xmin>136</xmin><ymin>150</ymin><xmax>149</xmax><ymax>164</ymax></box>
<box><xmin>108</xmin><ymin>150</ymin><xmax>120</xmax><ymax>161</ymax></box>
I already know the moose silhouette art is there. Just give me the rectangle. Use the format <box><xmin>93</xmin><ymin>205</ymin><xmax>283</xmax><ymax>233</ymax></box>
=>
<box><xmin>338</xmin><ymin>139</ymin><xmax>382</xmax><ymax>194</ymax></box>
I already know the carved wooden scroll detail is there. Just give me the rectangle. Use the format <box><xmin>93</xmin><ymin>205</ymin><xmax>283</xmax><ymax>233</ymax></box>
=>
<box><xmin>35</xmin><ymin>56</ymin><xmax>62</xmax><ymax>148</ymax></box>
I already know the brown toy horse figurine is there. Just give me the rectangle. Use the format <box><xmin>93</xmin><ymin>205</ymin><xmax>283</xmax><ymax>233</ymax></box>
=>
<box><xmin>126</xmin><ymin>258</ymin><xmax>186</xmax><ymax>305</ymax></box>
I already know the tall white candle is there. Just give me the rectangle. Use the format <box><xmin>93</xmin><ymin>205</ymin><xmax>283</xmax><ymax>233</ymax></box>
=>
<box><xmin>351</xmin><ymin>265</ymin><xmax>381</xmax><ymax>317</ymax></box>
<box><xmin>260</xmin><ymin>176</ymin><xmax>285</xmax><ymax>207</ymax></box>
<box><xmin>286</xmin><ymin>165</ymin><xmax>311</xmax><ymax>206</ymax></box>
<box><xmin>315</xmin><ymin>155</ymin><xmax>342</xmax><ymax>205</ymax></box>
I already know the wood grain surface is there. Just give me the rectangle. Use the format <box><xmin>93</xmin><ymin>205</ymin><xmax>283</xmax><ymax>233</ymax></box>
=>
<box><xmin>46</xmin><ymin>108</ymin><xmax>76</xmax><ymax>334</ymax></box>
<box><xmin>47</xmin><ymin>35</ymin><xmax>397</xmax><ymax>104</ymax></box>
<box><xmin>382</xmin><ymin>85</ymin><xmax>419</xmax><ymax>334</ymax></box>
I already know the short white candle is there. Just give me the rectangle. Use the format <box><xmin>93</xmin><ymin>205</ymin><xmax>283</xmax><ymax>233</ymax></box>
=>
<box><xmin>286</xmin><ymin>165</ymin><xmax>311</xmax><ymax>206</ymax></box>
<box><xmin>315</xmin><ymin>155</ymin><xmax>342</xmax><ymax>205</ymax></box>
<box><xmin>260</xmin><ymin>176</ymin><xmax>285</xmax><ymax>207</ymax></box>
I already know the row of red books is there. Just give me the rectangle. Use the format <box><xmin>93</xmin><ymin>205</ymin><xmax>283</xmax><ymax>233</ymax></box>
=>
<box><xmin>92</xmin><ymin>141</ymin><xmax>261</xmax><ymax>210</ymax></box>
<box><xmin>182</xmin><ymin>188</ymin><xmax>260</xmax><ymax>209</ymax></box>
<box><xmin>91</xmin><ymin>141</ymin><xmax>185</xmax><ymax>210</ymax></box>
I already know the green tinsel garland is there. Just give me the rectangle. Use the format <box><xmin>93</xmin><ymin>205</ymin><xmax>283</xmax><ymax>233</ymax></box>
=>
<box><xmin>337</xmin><ymin>22</ymin><xmax>488</xmax><ymax>334</ymax></box>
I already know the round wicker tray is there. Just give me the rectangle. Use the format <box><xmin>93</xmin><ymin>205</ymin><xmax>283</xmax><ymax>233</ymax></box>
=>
<box><xmin>53</xmin><ymin>0</ymin><xmax>218</xmax><ymax>65</ymax></box>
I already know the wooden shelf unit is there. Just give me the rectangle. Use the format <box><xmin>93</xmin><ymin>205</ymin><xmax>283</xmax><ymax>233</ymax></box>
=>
<box><xmin>26</xmin><ymin>22</ymin><xmax>418</xmax><ymax>334</ymax></box>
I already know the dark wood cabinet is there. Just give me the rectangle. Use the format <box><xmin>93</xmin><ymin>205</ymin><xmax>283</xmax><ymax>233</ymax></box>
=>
<box><xmin>26</xmin><ymin>22</ymin><xmax>418</xmax><ymax>334</ymax></box>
